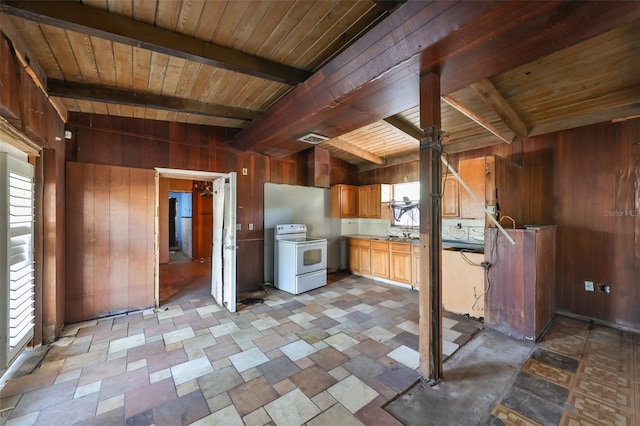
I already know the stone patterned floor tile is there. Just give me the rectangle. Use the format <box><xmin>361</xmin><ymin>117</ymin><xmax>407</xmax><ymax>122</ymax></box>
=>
<box><xmin>229</xmin><ymin>347</ymin><xmax>269</xmax><ymax>373</ymax></box>
<box><xmin>279</xmin><ymin>339</ymin><xmax>317</xmax><ymax>361</ymax></box>
<box><xmin>308</xmin><ymin>347</ymin><xmax>350</xmax><ymax>371</ymax></box>
<box><xmin>264</xmin><ymin>388</ymin><xmax>321</xmax><ymax>426</ymax></box>
<box><xmin>362</xmin><ymin>326</ymin><xmax>396</xmax><ymax>343</ymax></box>
<box><xmin>327</xmin><ymin>375</ymin><xmax>379</xmax><ymax>414</ymax></box>
<box><xmin>289</xmin><ymin>366</ymin><xmax>337</xmax><ymax>398</ymax></box>
<box><xmin>387</xmin><ymin>345</ymin><xmax>419</xmax><ymax>370</ymax></box>
<box><xmin>192</xmin><ymin>404</ymin><xmax>243</xmax><ymax>426</ymax></box>
<box><xmin>342</xmin><ymin>355</ymin><xmax>386</xmax><ymax>382</ymax></box>
<box><xmin>307</xmin><ymin>402</ymin><xmax>365</xmax><ymax>426</ymax></box>
<box><xmin>243</xmin><ymin>407</ymin><xmax>272</xmax><ymax>426</ymax></box>
<box><xmin>228</xmin><ymin>376</ymin><xmax>279</xmax><ymax>417</ymax></box>
<box><xmin>257</xmin><ymin>356</ymin><xmax>301</xmax><ymax>385</ymax></box>
<box><xmin>323</xmin><ymin>333</ymin><xmax>359</xmax><ymax>352</ymax></box>
<box><xmin>171</xmin><ymin>356</ymin><xmax>213</xmax><ymax>385</ymax></box>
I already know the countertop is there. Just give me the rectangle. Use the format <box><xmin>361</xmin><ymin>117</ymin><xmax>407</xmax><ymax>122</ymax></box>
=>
<box><xmin>345</xmin><ymin>234</ymin><xmax>484</xmax><ymax>252</ymax></box>
<box><xmin>344</xmin><ymin>234</ymin><xmax>420</xmax><ymax>244</ymax></box>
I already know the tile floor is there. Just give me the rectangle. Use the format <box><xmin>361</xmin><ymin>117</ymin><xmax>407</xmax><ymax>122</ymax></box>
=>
<box><xmin>488</xmin><ymin>315</ymin><xmax>640</xmax><ymax>425</ymax></box>
<box><xmin>0</xmin><ymin>274</ymin><xmax>482</xmax><ymax>426</ymax></box>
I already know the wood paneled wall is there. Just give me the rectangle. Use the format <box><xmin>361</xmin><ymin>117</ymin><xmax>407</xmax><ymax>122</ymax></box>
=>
<box><xmin>358</xmin><ymin>121</ymin><xmax>640</xmax><ymax>329</ymax></box>
<box><xmin>65</xmin><ymin>162</ymin><xmax>155</xmax><ymax>323</ymax></box>
<box><xmin>1</xmin><ymin>35</ymin><xmax>67</xmax><ymax>342</ymax></box>
<box><xmin>65</xmin><ymin>114</ymin><xmax>353</xmax><ymax>300</ymax></box>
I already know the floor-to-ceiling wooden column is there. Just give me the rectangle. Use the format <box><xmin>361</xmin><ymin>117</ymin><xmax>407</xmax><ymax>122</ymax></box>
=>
<box><xmin>418</xmin><ymin>73</ymin><xmax>443</xmax><ymax>381</ymax></box>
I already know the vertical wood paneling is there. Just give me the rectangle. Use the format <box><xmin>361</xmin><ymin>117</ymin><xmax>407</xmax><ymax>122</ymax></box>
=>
<box><xmin>92</xmin><ymin>164</ymin><xmax>110</xmax><ymax>317</ymax></box>
<box><xmin>66</xmin><ymin>162</ymin><xmax>154</xmax><ymax>323</ymax></box>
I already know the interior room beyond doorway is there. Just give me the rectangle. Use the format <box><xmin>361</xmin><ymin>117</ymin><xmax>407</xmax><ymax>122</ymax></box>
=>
<box><xmin>159</xmin><ymin>177</ymin><xmax>213</xmax><ymax>305</ymax></box>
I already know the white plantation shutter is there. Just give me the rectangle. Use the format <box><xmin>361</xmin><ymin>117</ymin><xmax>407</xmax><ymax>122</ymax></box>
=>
<box><xmin>1</xmin><ymin>152</ymin><xmax>35</xmax><ymax>369</ymax></box>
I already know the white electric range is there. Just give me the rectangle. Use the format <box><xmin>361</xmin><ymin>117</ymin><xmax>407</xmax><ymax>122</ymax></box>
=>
<box><xmin>274</xmin><ymin>224</ymin><xmax>327</xmax><ymax>294</ymax></box>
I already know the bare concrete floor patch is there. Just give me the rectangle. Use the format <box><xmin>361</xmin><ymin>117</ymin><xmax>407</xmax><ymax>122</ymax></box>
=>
<box><xmin>384</xmin><ymin>329</ymin><xmax>534</xmax><ymax>426</ymax></box>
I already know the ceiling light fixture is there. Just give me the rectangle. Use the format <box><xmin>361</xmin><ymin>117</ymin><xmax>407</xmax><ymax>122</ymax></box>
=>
<box><xmin>297</xmin><ymin>133</ymin><xmax>329</xmax><ymax>144</ymax></box>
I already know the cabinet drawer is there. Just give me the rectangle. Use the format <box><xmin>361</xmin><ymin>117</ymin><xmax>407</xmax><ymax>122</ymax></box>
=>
<box><xmin>390</xmin><ymin>242</ymin><xmax>411</xmax><ymax>252</ymax></box>
<box><xmin>350</xmin><ymin>238</ymin><xmax>370</xmax><ymax>248</ymax></box>
<box><xmin>371</xmin><ymin>240</ymin><xmax>389</xmax><ymax>250</ymax></box>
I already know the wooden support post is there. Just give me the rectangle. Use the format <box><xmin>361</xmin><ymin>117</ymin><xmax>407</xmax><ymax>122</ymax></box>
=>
<box><xmin>418</xmin><ymin>73</ymin><xmax>443</xmax><ymax>382</ymax></box>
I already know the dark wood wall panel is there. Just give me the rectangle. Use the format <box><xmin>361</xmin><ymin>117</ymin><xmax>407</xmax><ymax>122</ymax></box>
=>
<box><xmin>66</xmin><ymin>162</ymin><xmax>155</xmax><ymax>323</ymax></box>
<box><xmin>357</xmin><ymin>121</ymin><xmax>639</xmax><ymax>329</ymax></box>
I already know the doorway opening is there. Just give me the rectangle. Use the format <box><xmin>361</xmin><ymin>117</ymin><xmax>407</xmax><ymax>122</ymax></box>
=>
<box><xmin>160</xmin><ymin>185</ymin><xmax>209</xmax><ymax>305</ymax></box>
<box><xmin>155</xmin><ymin>168</ymin><xmax>237</xmax><ymax>312</ymax></box>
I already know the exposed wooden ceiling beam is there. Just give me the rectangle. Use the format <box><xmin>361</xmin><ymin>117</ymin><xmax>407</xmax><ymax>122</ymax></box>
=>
<box><xmin>382</xmin><ymin>116</ymin><xmax>422</xmax><ymax>143</ymax></box>
<box><xmin>47</xmin><ymin>79</ymin><xmax>261</xmax><ymax>121</ymax></box>
<box><xmin>1</xmin><ymin>1</ymin><xmax>311</xmax><ymax>85</ymax></box>
<box><xmin>357</xmin><ymin>133</ymin><xmax>506</xmax><ymax>172</ymax></box>
<box><xmin>470</xmin><ymin>79</ymin><xmax>528</xmax><ymax>138</ymax></box>
<box><xmin>442</xmin><ymin>95</ymin><xmax>514</xmax><ymax>145</ymax></box>
<box><xmin>321</xmin><ymin>137</ymin><xmax>385</xmax><ymax>165</ymax></box>
<box><xmin>1</xmin><ymin>15</ymin><xmax>67</xmax><ymax>121</ymax></box>
<box><xmin>234</xmin><ymin>1</ymin><xmax>639</xmax><ymax>155</ymax></box>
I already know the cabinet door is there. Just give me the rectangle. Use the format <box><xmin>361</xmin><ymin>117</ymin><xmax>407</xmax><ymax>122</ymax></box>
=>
<box><xmin>459</xmin><ymin>157</ymin><xmax>486</xmax><ymax>219</ymax></box>
<box><xmin>340</xmin><ymin>185</ymin><xmax>357</xmax><ymax>217</ymax></box>
<box><xmin>357</xmin><ymin>185</ymin><xmax>372</xmax><ymax>218</ymax></box>
<box><xmin>371</xmin><ymin>241</ymin><xmax>390</xmax><ymax>279</ymax></box>
<box><xmin>359</xmin><ymin>247</ymin><xmax>372</xmax><ymax>276</ymax></box>
<box><xmin>442</xmin><ymin>175</ymin><xmax>459</xmax><ymax>217</ymax></box>
<box><xmin>412</xmin><ymin>246</ymin><xmax>420</xmax><ymax>289</ymax></box>
<box><xmin>349</xmin><ymin>244</ymin><xmax>360</xmax><ymax>274</ymax></box>
<box><xmin>331</xmin><ymin>185</ymin><xmax>357</xmax><ymax>218</ymax></box>
<box><xmin>390</xmin><ymin>246</ymin><xmax>412</xmax><ymax>284</ymax></box>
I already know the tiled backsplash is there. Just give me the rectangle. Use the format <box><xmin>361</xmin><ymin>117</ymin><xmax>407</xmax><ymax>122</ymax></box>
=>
<box><xmin>442</xmin><ymin>218</ymin><xmax>485</xmax><ymax>243</ymax></box>
<box><xmin>340</xmin><ymin>218</ymin><xmax>485</xmax><ymax>243</ymax></box>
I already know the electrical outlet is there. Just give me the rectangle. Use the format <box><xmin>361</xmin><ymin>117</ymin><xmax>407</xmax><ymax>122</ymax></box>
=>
<box><xmin>584</xmin><ymin>280</ymin><xmax>594</xmax><ymax>291</ymax></box>
<box><xmin>242</xmin><ymin>168</ymin><xmax>248</xmax><ymax>175</ymax></box>
<box><xmin>248</xmin><ymin>223</ymin><xmax>254</xmax><ymax>230</ymax></box>
<box><xmin>598</xmin><ymin>284</ymin><xmax>611</xmax><ymax>294</ymax></box>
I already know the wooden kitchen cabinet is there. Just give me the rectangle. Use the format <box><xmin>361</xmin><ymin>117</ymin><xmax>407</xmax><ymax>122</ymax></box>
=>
<box><xmin>371</xmin><ymin>240</ymin><xmax>390</xmax><ymax>279</ymax></box>
<box><xmin>442</xmin><ymin>174</ymin><xmax>459</xmax><ymax>217</ymax></box>
<box><xmin>485</xmin><ymin>226</ymin><xmax>556</xmax><ymax>341</ymax></box>
<box><xmin>459</xmin><ymin>157</ymin><xmax>487</xmax><ymax>220</ymax></box>
<box><xmin>349</xmin><ymin>238</ymin><xmax>371</xmax><ymax>276</ymax></box>
<box><xmin>390</xmin><ymin>242</ymin><xmax>412</xmax><ymax>284</ymax></box>
<box><xmin>458</xmin><ymin>155</ymin><xmax>523</xmax><ymax>226</ymax></box>
<box><xmin>331</xmin><ymin>184</ymin><xmax>357</xmax><ymax>218</ymax></box>
<box><xmin>358</xmin><ymin>184</ymin><xmax>391</xmax><ymax>219</ymax></box>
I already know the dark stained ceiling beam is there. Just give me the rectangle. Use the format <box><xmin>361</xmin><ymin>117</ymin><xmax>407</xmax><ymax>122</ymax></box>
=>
<box><xmin>233</xmin><ymin>1</ymin><xmax>640</xmax><ymax>155</ymax></box>
<box><xmin>47</xmin><ymin>79</ymin><xmax>261</xmax><ymax>121</ymax></box>
<box><xmin>1</xmin><ymin>1</ymin><xmax>311</xmax><ymax>85</ymax></box>
<box><xmin>470</xmin><ymin>79</ymin><xmax>528</xmax><ymax>138</ymax></box>
<box><xmin>383</xmin><ymin>115</ymin><xmax>422</xmax><ymax>141</ymax></box>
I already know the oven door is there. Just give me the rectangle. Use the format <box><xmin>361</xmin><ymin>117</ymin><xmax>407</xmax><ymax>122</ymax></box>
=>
<box><xmin>295</xmin><ymin>241</ymin><xmax>327</xmax><ymax>275</ymax></box>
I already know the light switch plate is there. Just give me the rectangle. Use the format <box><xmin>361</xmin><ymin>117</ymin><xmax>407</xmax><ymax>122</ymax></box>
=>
<box><xmin>584</xmin><ymin>280</ymin><xmax>594</xmax><ymax>291</ymax></box>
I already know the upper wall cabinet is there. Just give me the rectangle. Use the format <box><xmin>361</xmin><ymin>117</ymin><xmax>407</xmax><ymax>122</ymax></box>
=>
<box><xmin>331</xmin><ymin>184</ymin><xmax>358</xmax><ymax>218</ymax></box>
<box><xmin>331</xmin><ymin>184</ymin><xmax>391</xmax><ymax>219</ymax></box>
<box><xmin>458</xmin><ymin>156</ymin><xmax>523</xmax><ymax>226</ymax></box>
<box><xmin>358</xmin><ymin>184</ymin><xmax>391</xmax><ymax>219</ymax></box>
<box><xmin>442</xmin><ymin>174</ymin><xmax>459</xmax><ymax>218</ymax></box>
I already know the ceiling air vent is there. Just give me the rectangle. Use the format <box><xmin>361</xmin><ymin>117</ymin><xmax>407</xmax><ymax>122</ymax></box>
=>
<box><xmin>297</xmin><ymin>133</ymin><xmax>329</xmax><ymax>144</ymax></box>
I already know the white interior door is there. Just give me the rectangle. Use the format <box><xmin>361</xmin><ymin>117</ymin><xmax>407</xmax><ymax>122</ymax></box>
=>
<box><xmin>222</xmin><ymin>172</ymin><xmax>237</xmax><ymax>312</ymax></box>
<box><xmin>211</xmin><ymin>179</ymin><xmax>224</xmax><ymax>306</ymax></box>
<box><xmin>210</xmin><ymin>173</ymin><xmax>237</xmax><ymax>312</ymax></box>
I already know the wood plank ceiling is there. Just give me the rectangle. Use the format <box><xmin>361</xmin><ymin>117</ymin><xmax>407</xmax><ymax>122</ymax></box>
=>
<box><xmin>2</xmin><ymin>1</ymin><xmax>640</xmax><ymax>169</ymax></box>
